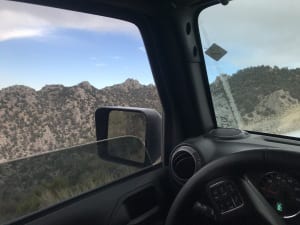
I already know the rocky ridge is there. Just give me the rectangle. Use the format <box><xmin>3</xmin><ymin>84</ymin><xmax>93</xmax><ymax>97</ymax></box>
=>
<box><xmin>1</xmin><ymin>65</ymin><xmax>300</xmax><ymax>162</ymax></box>
<box><xmin>0</xmin><ymin>79</ymin><xmax>161</xmax><ymax>162</ymax></box>
<box><xmin>211</xmin><ymin>66</ymin><xmax>300</xmax><ymax>134</ymax></box>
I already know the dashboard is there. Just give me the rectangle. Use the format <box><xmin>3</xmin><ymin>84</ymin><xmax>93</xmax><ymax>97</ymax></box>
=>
<box><xmin>169</xmin><ymin>128</ymin><xmax>300</xmax><ymax>225</ymax></box>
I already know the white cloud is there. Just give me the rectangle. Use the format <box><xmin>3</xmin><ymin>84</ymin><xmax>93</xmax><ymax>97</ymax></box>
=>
<box><xmin>0</xmin><ymin>0</ymin><xmax>140</xmax><ymax>42</ymax></box>
<box><xmin>0</xmin><ymin>28</ymin><xmax>44</xmax><ymax>41</ymax></box>
<box><xmin>0</xmin><ymin>8</ymin><xmax>48</xmax><ymax>41</ymax></box>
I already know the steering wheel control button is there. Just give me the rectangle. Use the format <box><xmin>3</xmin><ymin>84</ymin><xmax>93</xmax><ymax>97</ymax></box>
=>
<box><xmin>232</xmin><ymin>194</ymin><xmax>243</xmax><ymax>206</ymax></box>
<box><xmin>209</xmin><ymin>180</ymin><xmax>244</xmax><ymax>214</ymax></box>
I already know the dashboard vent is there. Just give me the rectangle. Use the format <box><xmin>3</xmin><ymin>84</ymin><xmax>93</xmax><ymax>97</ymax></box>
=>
<box><xmin>209</xmin><ymin>128</ymin><xmax>248</xmax><ymax>140</ymax></box>
<box><xmin>170</xmin><ymin>146</ymin><xmax>202</xmax><ymax>183</ymax></box>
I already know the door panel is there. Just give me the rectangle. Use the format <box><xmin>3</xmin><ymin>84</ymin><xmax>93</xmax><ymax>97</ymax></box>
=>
<box><xmin>9</xmin><ymin>166</ymin><xmax>169</xmax><ymax>225</ymax></box>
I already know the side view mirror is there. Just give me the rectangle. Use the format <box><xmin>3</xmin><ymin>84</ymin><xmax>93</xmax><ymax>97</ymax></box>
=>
<box><xmin>95</xmin><ymin>107</ymin><xmax>162</xmax><ymax>167</ymax></box>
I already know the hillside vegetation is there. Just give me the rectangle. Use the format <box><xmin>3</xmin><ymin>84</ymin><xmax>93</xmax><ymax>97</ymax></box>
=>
<box><xmin>0</xmin><ymin>79</ymin><xmax>161</xmax><ymax>162</ymax></box>
<box><xmin>211</xmin><ymin>65</ymin><xmax>300</xmax><ymax>134</ymax></box>
<box><xmin>1</xmin><ymin>66</ymin><xmax>299</xmax><ymax>162</ymax></box>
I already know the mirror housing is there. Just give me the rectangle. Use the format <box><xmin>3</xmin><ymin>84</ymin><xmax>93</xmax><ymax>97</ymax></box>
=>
<box><xmin>95</xmin><ymin>106</ymin><xmax>162</xmax><ymax>166</ymax></box>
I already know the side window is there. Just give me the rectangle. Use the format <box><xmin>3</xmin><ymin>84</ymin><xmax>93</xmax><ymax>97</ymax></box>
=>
<box><xmin>198</xmin><ymin>0</ymin><xmax>300</xmax><ymax>138</ymax></box>
<box><xmin>0</xmin><ymin>0</ymin><xmax>161</xmax><ymax>223</ymax></box>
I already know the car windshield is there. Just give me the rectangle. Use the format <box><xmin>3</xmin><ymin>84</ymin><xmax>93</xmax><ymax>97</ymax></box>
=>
<box><xmin>198</xmin><ymin>0</ymin><xmax>300</xmax><ymax>138</ymax></box>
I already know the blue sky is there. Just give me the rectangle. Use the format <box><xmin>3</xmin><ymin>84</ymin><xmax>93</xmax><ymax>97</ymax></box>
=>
<box><xmin>199</xmin><ymin>0</ymin><xmax>300</xmax><ymax>83</ymax></box>
<box><xmin>0</xmin><ymin>0</ymin><xmax>153</xmax><ymax>90</ymax></box>
<box><xmin>2</xmin><ymin>0</ymin><xmax>300</xmax><ymax>89</ymax></box>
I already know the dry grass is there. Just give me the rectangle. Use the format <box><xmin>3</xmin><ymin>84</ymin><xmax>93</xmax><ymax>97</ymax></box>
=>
<box><xmin>242</xmin><ymin>105</ymin><xmax>300</xmax><ymax>135</ymax></box>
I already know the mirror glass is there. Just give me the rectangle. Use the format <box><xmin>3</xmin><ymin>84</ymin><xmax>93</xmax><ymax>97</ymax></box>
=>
<box><xmin>106</xmin><ymin>136</ymin><xmax>146</xmax><ymax>163</ymax></box>
<box><xmin>108</xmin><ymin>111</ymin><xmax>146</xmax><ymax>143</ymax></box>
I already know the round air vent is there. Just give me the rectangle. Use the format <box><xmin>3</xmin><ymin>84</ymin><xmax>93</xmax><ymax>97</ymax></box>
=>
<box><xmin>170</xmin><ymin>146</ymin><xmax>202</xmax><ymax>183</ymax></box>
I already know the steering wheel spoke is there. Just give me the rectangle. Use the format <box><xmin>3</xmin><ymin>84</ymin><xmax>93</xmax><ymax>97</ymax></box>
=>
<box><xmin>208</xmin><ymin>179</ymin><xmax>244</xmax><ymax>214</ymax></box>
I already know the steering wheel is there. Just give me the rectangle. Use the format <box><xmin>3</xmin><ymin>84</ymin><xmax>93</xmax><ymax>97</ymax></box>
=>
<box><xmin>165</xmin><ymin>149</ymin><xmax>300</xmax><ymax>225</ymax></box>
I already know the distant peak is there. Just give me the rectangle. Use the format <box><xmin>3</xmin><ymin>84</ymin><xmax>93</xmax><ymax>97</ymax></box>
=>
<box><xmin>102</xmin><ymin>78</ymin><xmax>143</xmax><ymax>91</ymax></box>
<box><xmin>2</xmin><ymin>85</ymin><xmax>36</xmax><ymax>92</ymax></box>
<box><xmin>40</xmin><ymin>84</ymin><xmax>65</xmax><ymax>91</ymax></box>
<box><xmin>78</xmin><ymin>81</ymin><xmax>92</xmax><ymax>88</ymax></box>
<box><xmin>123</xmin><ymin>78</ymin><xmax>139</xmax><ymax>83</ymax></box>
<box><xmin>122</xmin><ymin>79</ymin><xmax>142</xmax><ymax>89</ymax></box>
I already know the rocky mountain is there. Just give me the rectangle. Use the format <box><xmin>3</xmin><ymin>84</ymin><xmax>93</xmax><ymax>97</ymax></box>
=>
<box><xmin>1</xmin><ymin>66</ymin><xmax>299</xmax><ymax>162</ymax></box>
<box><xmin>211</xmin><ymin>66</ymin><xmax>300</xmax><ymax>134</ymax></box>
<box><xmin>0</xmin><ymin>79</ymin><xmax>161</xmax><ymax>162</ymax></box>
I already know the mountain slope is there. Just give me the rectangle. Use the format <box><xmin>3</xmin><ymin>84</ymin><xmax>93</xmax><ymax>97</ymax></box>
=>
<box><xmin>211</xmin><ymin>66</ymin><xmax>300</xmax><ymax>134</ymax></box>
<box><xmin>1</xmin><ymin>65</ymin><xmax>300</xmax><ymax>161</ymax></box>
<box><xmin>0</xmin><ymin>79</ymin><xmax>161</xmax><ymax>162</ymax></box>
